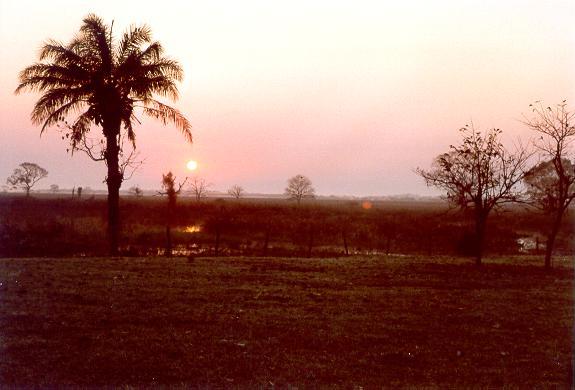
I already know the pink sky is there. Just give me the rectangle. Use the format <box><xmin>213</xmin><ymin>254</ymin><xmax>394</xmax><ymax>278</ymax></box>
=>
<box><xmin>1</xmin><ymin>1</ymin><xmax>574</xmax><ymax>196</ymax></box>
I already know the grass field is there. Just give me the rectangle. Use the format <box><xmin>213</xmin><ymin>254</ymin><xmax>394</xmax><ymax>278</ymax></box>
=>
<box><xmin>0</xmin><ymin>255</ymin><xmax>573</xmax><ymax>387</ymax></box>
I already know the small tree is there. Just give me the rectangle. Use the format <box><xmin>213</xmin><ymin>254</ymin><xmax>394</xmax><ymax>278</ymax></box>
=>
<box><xmin>6</xmin><ymin>162</ymin><xmax>48</xmax><ymax>196</ymax></box>
<box><xmin>49</xmin><ymin>184</ymin><xmax>59</xmax><ymax>193</ymax></box>
<box><xmin>129</xmin><ymin>185</ymin><xmax>144</xmax><ymax>197</ymax></box>
<box><xmin>285</xmin><ymin>174</ymin><xmax>315</xmax><ymax>204</ymax></box>
<box><xmin>159</xmin><ymin>172</ymin><xmax>186</xmax><ymax>257</ymax></box>
<box><xmin>227</xmin><ymin>184</ymin><xmax>245</xmax><ymax>199</ymax></box>
<box><xmin>523</xmin><ymin>101</ymin><xmax>575</xmax><ymax>268</ymax></box>
<box><xmin>416</xmin><ymin>126</ymin><xmax>530</xmax><ymax>265</ymax></box>
<box><xmin>189</xmin><ymin>177</ymin><xmax>210</xmax><ymax>201</ymax></box>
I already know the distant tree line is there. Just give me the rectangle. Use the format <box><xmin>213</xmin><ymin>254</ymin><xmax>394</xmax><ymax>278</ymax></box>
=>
<box><xmin>1</xmin><ymin>195</ymin><xmax>570</xmax><ymax>260</ymax></box>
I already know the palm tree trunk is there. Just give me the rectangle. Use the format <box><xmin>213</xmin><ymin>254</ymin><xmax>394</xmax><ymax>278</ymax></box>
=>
<box><xmin>105</xmin><ymin>133</ymin><xmax>122</xmax><ymax>256</ymax></box>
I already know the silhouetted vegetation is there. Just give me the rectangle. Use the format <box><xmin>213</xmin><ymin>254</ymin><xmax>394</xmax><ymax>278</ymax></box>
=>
<box><xmin>158</xmin><ymin>172</ymin><xmax>186</xmax><ymax>257</ymax></box>
<box><xmin>523</xmin><ymin>101</ymin><xmax>575</xmax><ymax>268</ymax></box>
<box><xmin>417</xmin><ymin>126</ymin><xmax>530</xmax><ymax>266</ymax></box>
<box><xmin>189</xmin><ymin>177</ymin><xmax>211</xmax><ymax>201</ymax></box>
<box><xmin>129</xmin><ymin>185</ymin><xmax>144</xmax><ymax>197</ymax></box>
<box><xmin>285</xmin><ymin>174</ymin><xmax>315</xmax><ymax>204</ymax></box>
<box><xmin>227</xmin><ymin>184</ymin><xmax>245</xmax><ymax>199</ymax></box>
<box><xmin>6</xmin><ymin>162</ymin><xmax>48</xmax><ymax>197</ymax></box>
<box><xmin>0</xmin><ymin>195</ymin><xmax>571</xmax><ymax>259</ymax></box>
<box><xmin>16</xmin><ymin>14</ymin><xmax>192</xmax><ymax>255</ymax></box>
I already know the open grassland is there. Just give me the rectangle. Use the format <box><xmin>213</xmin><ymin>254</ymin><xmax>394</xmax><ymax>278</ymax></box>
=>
<box><xmin>0</xmin><ymin>255</ymin><xmax>573</xmax><ymax>387</ymax></box>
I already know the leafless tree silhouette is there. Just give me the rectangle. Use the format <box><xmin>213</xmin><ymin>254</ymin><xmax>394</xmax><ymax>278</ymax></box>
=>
<box><xmin>129</xmin><ymin>185</ymin><xmax>144</xmax><ymax>197</ymax></box>
<box><xmin>285</xmin><ymin>174</ymin><xmax>315</xmax><ymax>204</ymax></box>
<box><xmin>227</xmin><ymin>184</ymin><xmax>245</xmax><ymax>199</ymax></box>
<box><xmin>6</xmin><ymin>162</ymin><xmax>48</xmax><ymax>196</ymax></box>
<box><xmin>417</xmin><ymin>126</ymin><xmax>530</xmax><ymax>265</ymax></box>
<box><xmin>523</xmin><ymin>101</ymin><xmax>575</xmax><ymax>268</ymax></box>
<box><xmin>159</xmin><ymin>172</ymin><xmax>187</xmax><ymax>257</ymax></box>
<box><xmin>15</xmin><ymin>14</ymin><xmax>191</xmax><ymax>255</ymax></box>
<box><xmin>189</xmin><ymin>177</ymin><xmax>210</xmax><ymax>201</ymax></box>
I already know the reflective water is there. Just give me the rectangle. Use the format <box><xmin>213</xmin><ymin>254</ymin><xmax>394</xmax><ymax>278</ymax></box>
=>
<box><xmin>182</xmin><ymin>225</ymin><xmax>201</xmax><ymax>233</ymax></box>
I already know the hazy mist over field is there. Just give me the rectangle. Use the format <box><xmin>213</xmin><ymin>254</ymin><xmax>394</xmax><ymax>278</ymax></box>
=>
<box><xmin>1</xmin><ymin>1</ymin><xmax>574</xmax><ymax>195</ymax></box>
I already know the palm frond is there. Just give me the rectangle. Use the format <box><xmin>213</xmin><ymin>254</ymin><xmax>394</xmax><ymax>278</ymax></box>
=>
<box><xmin>116</xmin><ymin>24</ymin><xmax>152</xmax><ymax>63</ymax></box>
<box><xmin>140</xmin><ymin>99</ymin><xmax>192</xmax><ymax>143</ymax></box>
<box><xmin>129</xmin><ymin>77</ymin><xmax>180</xmax><ymax>100</ymax></box>
<box><xmin>16</xmin><ymin>63</ymin><xmax>89</xmax><ymax>94</ymax></box>
<box><xmin>31</xmin><ymin>87</ymin><xmax>89</xmax><ymax>127</ymax></box>
<box><xmin>40</xmin><ymin>99</ymin><xmax>88</xmax><ymax>133</ymax></box>
<box><xmin>138</xmin><ymin>41</ymin><xmax>164</xmax><ymax>62</ymax></box>
<box><xmin>18</xmin><ymin>13</ymin><xmax>191</xmax><ymax>152</ymax></box>
<box><xmin>118</xmin><ymin>58</ymin><xmax>182</xmax><ymax>83</ymax></box>
<box><xmin>80</xmin><ymin>14</ymin><xmax>112</xmax><ymax>73</ymax></box>
<box><xmin>114</xmin><ymin>42</ymin><xmax>166</xmax><ymax>82</ymax></box>
<box><xmin>124</xmin><ymin>120</ymin><xmax>136</xmax><ymax>148</ymax></box>
<box><xmin>37</xmin><ymin>40</ymin><xmax>93</xmax><ymax>72</ymax></box>
<box><xmin>70</xmin><ymin>111</ymin><xmax>93</xmax><ymax>149</ymax></box>
<box><xmin>139</xmin><ymin>59</ymin><xmax>183</xmax><ymax>81</ymax></box>
<box><xmin>119</xmin><ymin>105</ymin><xmax>136</xmax><ymax>148</ymax></box>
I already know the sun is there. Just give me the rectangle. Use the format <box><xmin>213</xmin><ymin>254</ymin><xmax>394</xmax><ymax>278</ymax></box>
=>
<box><xmin>186</xmin><ymin>160</ymin><xmax>198</xmax><ymax>171</ymax></box>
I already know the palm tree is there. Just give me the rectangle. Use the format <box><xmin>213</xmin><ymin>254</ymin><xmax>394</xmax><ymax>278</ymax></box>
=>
<box><xmin>15</xmin><ymin>14</ymin><xmax>192</xmax><ymax>255</ymax></box>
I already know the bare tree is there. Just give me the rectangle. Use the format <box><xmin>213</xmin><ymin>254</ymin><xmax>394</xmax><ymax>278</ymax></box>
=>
<box><xmin>159</xmin><ymin>172</ymin><xmax>187</xmax><ymax>257</ymax></box>
<box><xmin>50</xmin><ymin>184</ymin><xmax>59</xmax><ymax>193</ymax></box>
<box><xmin>6</xmin><ymin>162</ymin><xmax>48</xmax><ymax>196</ymax></box>
<box><xmin>129</xmin><ymin>185</ymin><xmax>144</xmax><ymax>197</ymax></box>
<box><xmin>523</xmin><ymin>101</ymin><xmax>575</xmax><ymax>268</ymax></box>
<box><xmin>58</xmin><ymin>121</ymin><xmax>145</xmax><ymax>184</ymax></box>
<box><xmin>227</xmin><ymin>184</ymin><xmax>245</xmax><ymax>199</ymax></box>
<box><xmin>189</xmin><ymin>177</ymin><xmax>211</xmax><ymax>201</ymax></box>
<box><xmin>416</xmin><ymin>126</ymin><xmax>530</xmax><ymax>266</ymax></box>
<box><xmin>285</xmin><ymin>174</ymin><xmax>315</xmax><ymax>204</ymax></box>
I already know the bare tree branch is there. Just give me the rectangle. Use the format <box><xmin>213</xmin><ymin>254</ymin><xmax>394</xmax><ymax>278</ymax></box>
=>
<box><xmin>285</xmin><ymin>175</ymin><xmax>315</xmax><ymax>204</ymax></box>
<box><xmin>189</xmin><ymin>176</ymin><xmax>211</xmax><ymax>201</ymax></box>
<box><xmin>522</xmin><ymin>101</ymin><xmax>575</xmax><ymax>268</ymax></box>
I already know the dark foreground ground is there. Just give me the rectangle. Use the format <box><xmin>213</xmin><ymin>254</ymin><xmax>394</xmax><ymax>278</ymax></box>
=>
<box><xmin>0</xmin><ymin>255</ymin><xmax>572</xmax><ymax>387</ymax></box>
